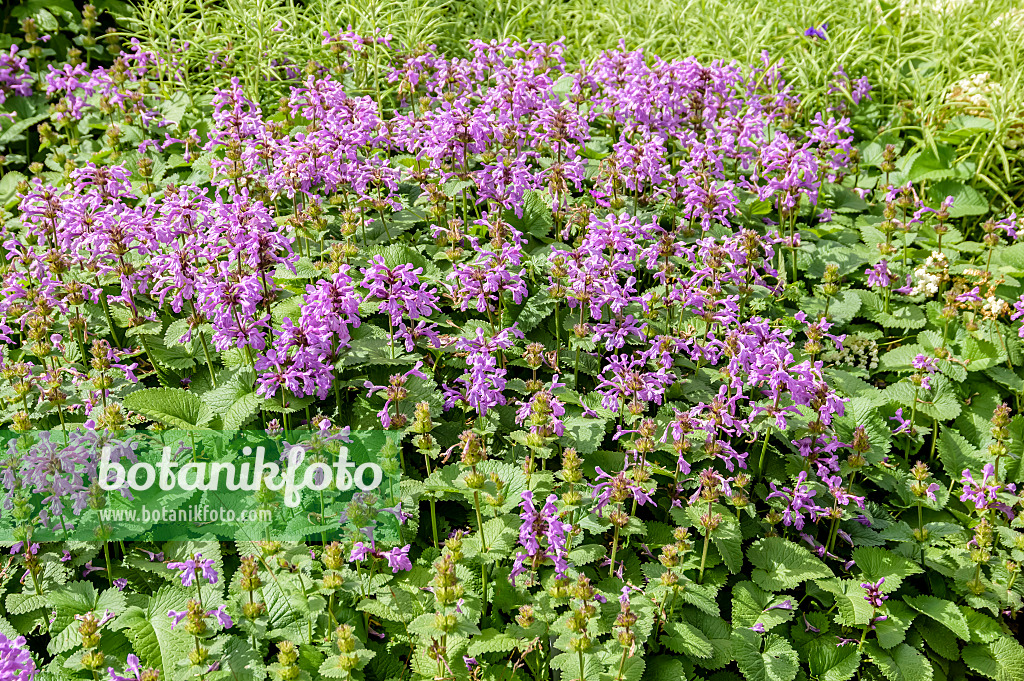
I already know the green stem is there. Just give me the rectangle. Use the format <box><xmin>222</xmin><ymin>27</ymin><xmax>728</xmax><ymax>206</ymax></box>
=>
<box><xmin>608</xmin><ymin>523</ymin><xmax>621</xmax><ymax>579</ymax></box>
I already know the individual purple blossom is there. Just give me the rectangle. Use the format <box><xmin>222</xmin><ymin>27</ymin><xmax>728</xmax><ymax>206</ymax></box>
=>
<box><xmin>804</xmin><ymin>23</ymin><xmax>828</xmax><ymax>40</ymax></box>
<box><xmin>865</xmin><ymin>260</ymin><xmax>892</xmax><ymax>288</ymax></box>
<box><xmin>167</xmin><ymin>609</ymin><xmax>189</xmax><ymax>630</ymax></box>
<box><xmin>83</xmin><ymin>561</ymin><xmax>106</xmax><ymax>578</ymax></box>
<box><xmin>381</xmin><ymin>502</ymin><xmax>412</xmax><ymax>525</ymax></box>
<box><xmin>364</xmin><ymin>362</ymin><xmax>429</xmax><ymax>428</ymax></box>
<box><xmin>912</xmin><ymin>354</ymin><xmax>937</xmax><ymax>373</ymax></box>
<box><xmin>209</xmin><ymin>604</ymin><xmax>233</xmax><ymax>628</ymax></box>
<box><xmin>350</xmin><ymin>542</ymin><xmax>372</xmax><ymax>563</ymax></box>
<box><xmin>766</xmin><ymin>471</ymin><xmax>824</xmax><ymax>531</ymax></box>
<box><xmin>890</xmin><ymin>408</ymin><xmax>912</xmax><ymax>435</ymax></box>
<box><xmin>860</xmin><ymin>578</ymin><xmax>887</xmax><ymax>608</ymax></box>
<box><xmin>961</xmin><ymin>464</ymin><xmax>1017</xmax><ymax>519</ymax></box>
<box><xmin>107</xmin><ymin>653</ymin><xmax>143</xmax><ymax>681</ymax></box>
<box><xmin>167</xmin><ymin>553</ymin><xmax>218</xmax><ymax>587</ymax></box>
<box><xmin>382</xmin><ymin>545</ymin><xmax>413</xmax><ymax>573</ymax></box>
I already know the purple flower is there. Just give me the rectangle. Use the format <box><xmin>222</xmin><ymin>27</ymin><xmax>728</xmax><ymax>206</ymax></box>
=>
<box><xmin>83</xmin><ymin>561</ymin><xmax>106</xmax><ymax>578</ymax></box>
<box><xmin>383</xmin><ymin>545</ymin><xmax>413</xmax><ymax>573</ymax></box>
<box><xmin>167</xmin><ymin>553</ymin><xmax>218</xmax><ymax>587</ymax></box>
<box><xmin>349</xmin><ymin>542</ymin><xmax>372</xmax><ymax>563</ymax></box>
<box><xmin>167</xmin><ymin>609</ymin><xmax>189</xmax><ymax>630</ymax></box>
<box><xmin>860</xmin><ymin>577</ymin><xmax>887</xmax><ymax>608</ymax></box>
<box><xmin>890</xmin><ymin>408</ymin><xmax>912</xmax><ymax>435</ymax></box>
<box><xmin>961</xmin><ymin>465</ymin><xmax>1017</xmax><ymax>519</ymax></box>
<box><xmin>463</xmin><ymin>656</ymin><xmax>479</xmax><ymax>670</ymax></box>
<box><xmin>866</xmin><ymin>260</ymin><xmax>892</xmax><ymax>288</ymax></box>
<box><xmin>912</xmin><ymin>354</ymin><xmax>937</xmax><ymax>373</ymax></box>
<box><xmin>381</xmin><ymin>502</ymin><xmax>412</xmax><ymax>525</ymax></box>
<box><xmin>209</xmin><ymin>604</ymin><xmax>233</xmax><ymax>628</ymax></box>
<box><xmin>511</xmin><ymin>490</ymin><xmax>573</xmax><ymax>580</ymax></box>
<box><xmin>0</xmin><ymin>632</ymin><xmax>36</xmax><ymax>680</ymax></box>
<box><xmin>804</xmin><ymin>23</ymin><xmax>828</xmax><ymax>40</ymax></box>
<box><xmin>767</xmin><ymin>471</ymin><xmax>824</xmax><ymax>531</ymax></box>
<box><xmin>108</xmin><ymin>653</ymin><xmax>143</xmax><ymax>681</ymax></box>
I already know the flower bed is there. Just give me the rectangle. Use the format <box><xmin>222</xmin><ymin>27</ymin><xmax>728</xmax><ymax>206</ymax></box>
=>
<box><xmin>0</xmin><ymin>30</ymin><xmax>1022</xmax><ymax>681</ymax></box>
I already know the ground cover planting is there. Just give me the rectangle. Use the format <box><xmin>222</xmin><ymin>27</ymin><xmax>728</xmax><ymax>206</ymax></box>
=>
<box><xmin>1</xmin><ymin>2</ymin><xmax>1024</xmax><ymax>681</ymax></box>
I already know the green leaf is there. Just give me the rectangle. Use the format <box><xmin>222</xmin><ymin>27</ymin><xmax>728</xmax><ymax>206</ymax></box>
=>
<box><xmin>731</xmin><ymin>581</ymin><xmax>795</xmax><ymax>632</ymax></box>
<box><xmin>114</xmin><ymin>586</ymin><xmax>195</xmax><ymax>681</ymax></box>
<box><xmin>907</xmin><ymin>145</ymin><xmax>954</xmax><ymax>182</ymax></box>
<box><xmin>962</xmin><ymin>637</ymin><xmax>1024</xmax><ymax>681</ymax></box>
<box><xmin>914</xmin><ymin>619</ymin><xmax>961</xmax><ymax>661</ymax></box>
<box><xmin>808</xmin><ymin>640</ymin><xmax>861</xmax><ymax>681</ymax></box>
<box><xmin>467</xmin><ymin>628</ymin><xmax>517</xmax><ymax>656</ymax></box>
<box><xmin>662</xmin><ymin>620</ymin><xmax>713</xmax><ymax>659</ymax></box>
<box><xmin>599</xmin><ymin>651</ymin><xmax>646</xmax><ymax>681</ymax></box>
<box><xmin>643</xmin><ymin>655</ymin><xmax>690</xmax><ymax>681</ymax></box>
<box><xmin>937</xmin><ymin>427</ymin><xmax>986</xmax><ymax>482</ymax></box>
<box><xmin>879</xmin><ymin>344</ymin><xmax>926</xmax><ymax>372</ymax></box>
<box><xmin>0</xmin><ymin>171</ymin><xmax>27</xmax><ymax>208</ymax></box>
<box><xmin>732</xmin><ymin>628</ymin><xmax>798</xmax><ymax>681</ymax></box>
<box><xmin>747</xmin><ymin>537</ymin><xmax>833</xmax><ymax>591</ymax></box>
<box><xmin>960</xmin><ymin>336</ymin><xmax>1003</xmax><ymax>372</ymax></box>
<box><xmin>223</xmin><ymin>392</ymin><xmax>261</xmax><ymax>430</ymax></box>
<box><xmin>122</xmin><ymin>388</ymin><xmax>212</xmax><ymax>430</ymax></box>
<box><xmin>815</xmin><ymin>579</ymin><xmax>873</xmax><ymax>626</ymax></box>
<box><xmin>685</xmin><ymin>610</ymin><xmax>732</xmax><ymax>670</ymax></box>
<box><xmin>561</xmin><ymin>415</ymin><xmax>608</xmax><ymax>455</ymax></box>
<box><xmin>1002</xmin><ymin>243</ymin><xmax>1024</xmax><ymax>271</ymax></box>
<box><xmin>873</xmin><ymin>601</ymin><xmax>915</xmax><ymax>649</ymax></box>
<box><xmin>929</xmin><ymin>180</ymin><xmax>988</xmax><ymax>218</ymax></box>
<box><xmin>851</xmin><ymin>547</ymin><xmax>923</xmax><ymax>592</ymax></box>
<box><xmin>872</xmin><ymin>303</ymin><xmax>927</xmax><ymax>331</ymax></box>
<box><xmin>218</xmin><ymin>636</ymin><xmax>268</xmax><ymax>681</ymax></box>
<box><xmin>865</xmin><ymin>642</ymin><xmax>933</xmax><ymax>681</ymax></box>
<box><xmin>903</xmin><ymin>595</ymin><xmax>970</xmax><ymax>640</ymax></box>
<box><xmin>508</xmin><ymin>190</ymin><xmax>553</xmax><ymax>239</ymax></box>
<box><xmin>884</xmin><ymin>375</ymin><xmax>961</xmax><ymax>421</ymax></box>
<box><xmin>963</xmin><ymin>607</ymin><xmax>1004</xmax><ymax>643</ymax></box>
<box><xmin>515</xmin><ymin>290</ymin><xmax>555</xmax><ymax>334</ymax></box>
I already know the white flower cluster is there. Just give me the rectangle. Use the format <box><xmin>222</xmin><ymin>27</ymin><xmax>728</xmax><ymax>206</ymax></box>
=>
<box><xmin>983</xmin><ymin>295</ymin><xmax>1011</xmax><ymax>319</ymax></box>
<box><xmin>822</xmin><ymin>333</ymin><xmax>879</xmax><ymax>371</ymax></box>
<box><xmin>944</xmin><ymin>72</ymin><xmax>1004</xmax><ymax>111</ymax></box>
<box><xmin>910</xmin><ymin>251</ymin><xmax>948</xmax><ymax>297</ymax></box>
